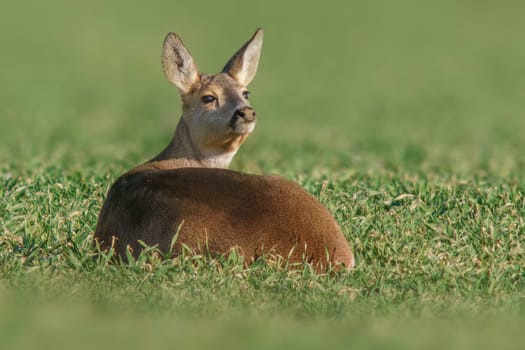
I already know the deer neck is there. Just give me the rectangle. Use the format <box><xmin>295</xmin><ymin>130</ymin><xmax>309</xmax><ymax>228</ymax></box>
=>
<box><xmin>149</xmin><ymin>117</ymin><xmax>236</xmax><ymax>168</ymax></box>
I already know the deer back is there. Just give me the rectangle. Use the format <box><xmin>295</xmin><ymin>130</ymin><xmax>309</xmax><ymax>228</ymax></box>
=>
<box><xmin>95</xmin><ymin>168</ymin><xmax>354</xmax><ymax>270</ymax></box>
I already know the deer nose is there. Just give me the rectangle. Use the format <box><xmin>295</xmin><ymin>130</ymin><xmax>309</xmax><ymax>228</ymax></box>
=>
<box><xmin>233</xmin><ymin>107</ymin><xmax>256</xmax><ymax>122</ymax></box>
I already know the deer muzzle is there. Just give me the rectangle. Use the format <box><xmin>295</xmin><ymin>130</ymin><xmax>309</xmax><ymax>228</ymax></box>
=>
<box><xmin>230</xmin><ymin>107</ymin><xmax>256</xmax><ymax>128</ymax></box>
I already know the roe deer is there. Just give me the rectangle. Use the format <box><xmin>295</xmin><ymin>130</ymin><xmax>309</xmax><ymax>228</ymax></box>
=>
<box><xmin>94</xmin><ymin>28</ymin><xmax>355</xmax><ymax>270</ymax></box>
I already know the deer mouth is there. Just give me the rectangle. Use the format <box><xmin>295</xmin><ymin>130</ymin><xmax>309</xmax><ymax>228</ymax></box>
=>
<box><xmin>229</xmin><ymin>114</ymin><xmax>256</xmax><ymax>134</ymax></box>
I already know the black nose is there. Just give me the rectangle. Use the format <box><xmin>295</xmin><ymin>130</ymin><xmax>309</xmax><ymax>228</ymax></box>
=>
<box><xmin>233</xmin><ymin>107</ymin><xmax>256</xmax><ymax>122</ymax></box>
<box><xmin>234</xmin><ymin>109</ymin><xmax>245</xmax><ymax>118</ymax></box>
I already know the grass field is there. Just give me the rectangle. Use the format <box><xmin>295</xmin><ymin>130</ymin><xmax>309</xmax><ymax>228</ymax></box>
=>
<box><xmin>1</xmin><ymin>0</ymin><xmax>525</xmax><ymax>349</ymax></box>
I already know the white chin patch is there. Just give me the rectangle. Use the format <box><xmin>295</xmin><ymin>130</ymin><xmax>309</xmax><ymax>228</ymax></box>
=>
<box><xmin>233</xmin><ymin>121</ymin><xmax>256</xmax><ymax>135</ymax></box>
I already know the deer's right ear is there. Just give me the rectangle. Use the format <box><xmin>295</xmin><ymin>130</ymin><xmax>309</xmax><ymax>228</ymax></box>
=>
<box><xmin>162</xmin><ymin>33</ymin><xmax>200</xmax><ymax>94</ymax></box>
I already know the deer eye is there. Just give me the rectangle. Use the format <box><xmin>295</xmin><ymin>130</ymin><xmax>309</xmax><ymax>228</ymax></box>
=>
<box><xmin>242</xmin><ymin>91</ymin><xmax>250</xmax><ymax>99</ymax></box>
<box><xmin>201</xmin><ymin>95</ymin><xmax>216</xmax><ymax>104</ymax></box>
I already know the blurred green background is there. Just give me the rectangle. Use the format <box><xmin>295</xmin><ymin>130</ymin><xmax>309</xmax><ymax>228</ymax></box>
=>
<box><xmin>2</xmin><ymin>0</ymin><xmax>524</xmax><ymax>174</ymax></box>
<box><xmin>1</xmin><ymin>0</ymin><xmax>525</xmax><ymax>349</ymax></box>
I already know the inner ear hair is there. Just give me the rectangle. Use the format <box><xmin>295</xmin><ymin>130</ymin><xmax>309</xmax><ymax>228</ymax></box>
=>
<box><xmin>222</xmin><ymin>28</ymin><xmax>263</xmax><ymax>86</ymax></box>
<box><xmin>162</xmin><ymin>32</ymin><xmax>200</xmax><ymax>94</ymax></box>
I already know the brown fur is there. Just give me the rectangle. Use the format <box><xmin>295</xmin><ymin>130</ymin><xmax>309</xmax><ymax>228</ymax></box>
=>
<box><xmin>95</xmin><ymin>168</ymin><xmax>354</xmax><ymax>269</ymax></box>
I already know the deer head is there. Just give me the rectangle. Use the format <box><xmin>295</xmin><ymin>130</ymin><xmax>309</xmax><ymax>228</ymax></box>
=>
<box><xmin>159</xmin><ymin>28</ymin><xmax>263</xmax><ymax>167</ymax></box>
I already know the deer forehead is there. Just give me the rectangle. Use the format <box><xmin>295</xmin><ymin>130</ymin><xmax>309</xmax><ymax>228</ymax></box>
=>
<box><xmin>183</xmin><ymin>74</ymin><xmax>246</xmax><ymax>106</ymax></box>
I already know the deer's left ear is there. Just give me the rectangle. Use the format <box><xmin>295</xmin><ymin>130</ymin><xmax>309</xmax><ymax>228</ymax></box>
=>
<box><xmin>222</xmin><ymin>28</ymin><xmax>263</xmax><ymax>86</ymax></box>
